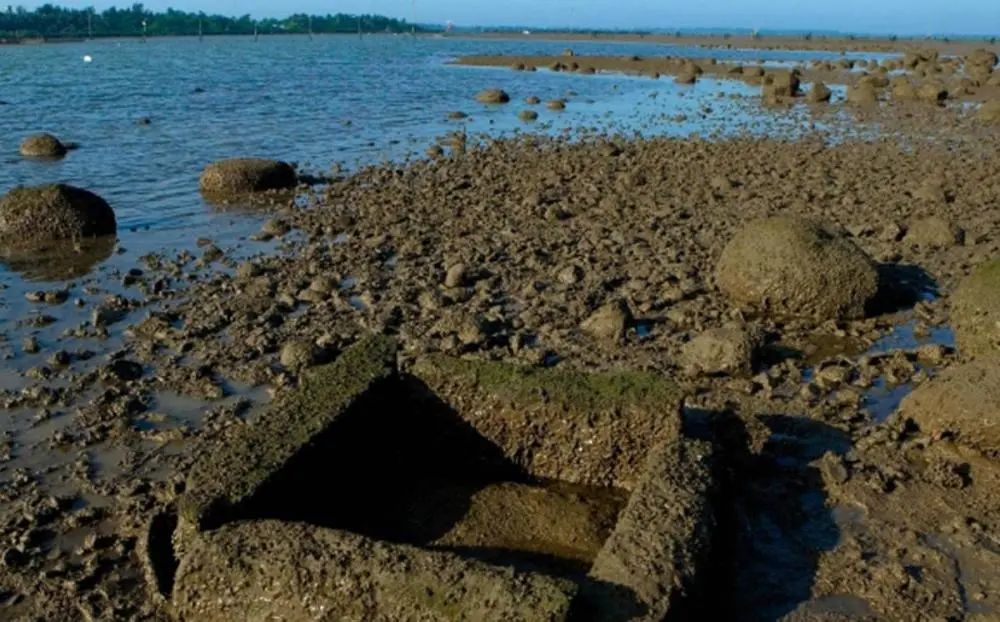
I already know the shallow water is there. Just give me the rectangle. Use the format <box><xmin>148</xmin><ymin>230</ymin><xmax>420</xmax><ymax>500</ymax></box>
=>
<box><xmin>2</xmin><ymin>35</ymin><xmax>874</xmax><ymax>287</ymax></box>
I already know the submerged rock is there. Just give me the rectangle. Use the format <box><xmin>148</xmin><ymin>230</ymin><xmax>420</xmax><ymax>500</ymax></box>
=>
<box><xmin>475</xmin><ymin>89</ymin><xmax>510</xmax><ymax>104</ymax></box>
<box><xmin>951</xmin><ymin>259</ymin><xmax>1000</xmax><ymax>359</ymax></box>
<box><xmin>519</xmin><ymin>110</ymin><xmax>539</xmax><ymax>122</ymax></box>
<box><xmin>199</xmin><ymin>159</ymin><xmax>297</xmax><ymax>197</ymax></box>
<box><xmin>900</xmin><ymin>360</ymin><xmax>1000</xmax><ymax>456</ymax></box>
<box><xmin>0</xmin><ymin>184</ymin><xmax>116</xmax><ymax>248</ymax></box>
<box><xmin>19</xmin><ymin>133</ymin><xmax>67</xmax><ymax>158</ymax></box>
<box><xmin>547</xmin><ymin>99</ymin><xmax>567</xmax><ymax>111</ymax></box>
<box><xmin>525</xmin><ymin>96</ymin><xmax>541</xmax><ymax>105</ymax></box>
<box><xmin>715</xmin><ymin>217</ymin><xmax>879</xmax><ymax>320</ymax></box>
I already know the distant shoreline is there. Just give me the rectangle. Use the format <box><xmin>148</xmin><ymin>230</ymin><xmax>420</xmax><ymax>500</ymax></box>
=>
<box><xmin>0</xmin><ymin>32</ymin><xmax>430</xmax><ymax>45</ymax></box>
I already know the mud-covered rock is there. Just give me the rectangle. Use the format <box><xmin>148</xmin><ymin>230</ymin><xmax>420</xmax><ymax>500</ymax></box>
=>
<box><xmin>762</xmin><ymin>71</ymin><xmax>800</xmax><ymax>101</ymax></box>
<box><xmin>581</xmin><ymin>299</ymin><xmax>633</xmax><ymax>342</ymax></box>
<box><xmin>0</xmin><ymin>184</ymin><xmax>116</xmax><ymax>247</ymax></box>
<box><xmin>715</xmin><ymin>217</ymin><xmax>879</xmax><ymax>320</ymax></box>
<box><xmin>681</xmin><ymin>324</ymin><xmax>760</xmax><ymax>376</ymax></box>
<box><xmin>918</xmin><ymin>82</ymin><xmax>948</xmax><ymax>104</ymax></box>
<box><xmin>547</xmin><ymin>99</ymin><xmax>567</xmax><ymax>111</ymax></box>
<box><xmin>806</xmin><ymin>82</ymin><xmax>832</xmax><ymax>103</ymax></box>
<box><xmin>966</xmin><ymin>49</ymin><xmax>998</xmax><ymax>72</ymax></box>
<box><xmin>890</xmin><ymin>77</ymin><xmax>917</xmax><ymax>100</ymax></box>
<box><xmin>952</xmin><ymin>259</ymin><xmax>1000</xmax><ymax>359</ymax></box>
<box><xmin>675</xmin><ymin>70</ymin><xmax>697</xmax><ymax>85</ymax></box>
<box><xmin>847</xmin><ymin>83</ymin><xmax>878</xmax><ymax>106</ymax></box>
<box><xmin>980</xmin><ymin>100</ymin><xmax>1000</xmax><ymax>123</ymax></box>
<box><xmin>520</xmin><ymin>110</ymin><xmax>539</xmax><ymax>122</ymax></box>
<box><xmin>279</xmin><ymin>340</ymin><xmax>318</xmax><ymax>371</ymax></box>
<box><xmin>904</xmin><ymin>216</ymin><xmax>965</xmax><ymax>248</ymax></box>
<box><xmin>525</xmin><ymin>96</ymin><xmax>541</xmax><ymax>105</ymax></box>
<box><xmin>199</xmin><ymin>159</ymin><xmax>297</xmax><ymax>197</ymax></box>
<box><xmin>475</xmin><ymin>89</ymin><xmax>510</xmax><ymax>104</ymax></box>
<box><xmin>19</xmin><ymin>133</ymin><xmax>67</xmax><ymax>158</ymax></box>
<box><xmin>172</xmin><ymin>521</ymin><xmax>576</xmax><ymax>622</ymax></box>
<box><xmin>899</xmin><ymin>360</ymin><xmax>1000</xmax><ymax>456</ymax></box>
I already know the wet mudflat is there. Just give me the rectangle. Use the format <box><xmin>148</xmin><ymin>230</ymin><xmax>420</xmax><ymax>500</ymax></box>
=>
<box><xmin>3</xmin><ymin>35</ymin><xmax>1000</xmax><ymax>621</ymax></box>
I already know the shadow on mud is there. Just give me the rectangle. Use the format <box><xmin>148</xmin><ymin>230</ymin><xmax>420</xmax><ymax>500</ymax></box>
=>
<box><xmin>693</xmin><ymin>408</ymin><xmax>850</xmax><ymax>621</ymax></box>
<box><xmin>870</xmin><ymin>262</ymin><xmax>939</xmax><ymax>315</ymax></box>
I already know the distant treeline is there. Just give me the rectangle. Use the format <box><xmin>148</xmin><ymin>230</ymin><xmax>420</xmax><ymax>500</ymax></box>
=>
<box><xmin>0</xmin><ymin>4</ymin><xmax>434</xmax><ymax>39</ymax></box>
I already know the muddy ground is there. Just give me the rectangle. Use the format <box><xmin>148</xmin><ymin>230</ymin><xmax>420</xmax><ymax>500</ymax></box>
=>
<box><xmin>2</xmin><ymin>53</ymin><xmax>1000</xmax><ymax>620</ymax></box>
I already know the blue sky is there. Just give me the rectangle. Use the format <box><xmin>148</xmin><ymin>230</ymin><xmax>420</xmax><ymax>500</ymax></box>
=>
<box><xmin>17</xmin><ymin>0</ymin><xmax>1000</xmax><ymax>35</ymax></box>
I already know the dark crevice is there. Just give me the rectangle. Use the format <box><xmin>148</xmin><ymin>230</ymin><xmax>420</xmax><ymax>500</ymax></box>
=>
<box><xmin>146</xmin><ymin>510</ymin><xmax>179</xmax><ymax>599</ymax></box>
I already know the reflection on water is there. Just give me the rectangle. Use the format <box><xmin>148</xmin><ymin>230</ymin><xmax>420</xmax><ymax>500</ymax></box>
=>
<box><xmin>0</xmin><ymin>236</ymin><xmax>117</xmax><ymax>282</ymax></box>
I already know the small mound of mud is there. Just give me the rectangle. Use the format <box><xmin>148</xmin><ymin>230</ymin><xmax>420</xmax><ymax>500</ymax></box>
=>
<box><xmin>899</xmin><ymin>360</ymin><xmax>1000</xmax><ymax>456</ymax></box>
<box><xmin>762</xmin><ymin>71</ymin><xmax>800</xmax><ymax>101</ymax></box>
<box><xmin>19</xmin><ymin>133</ymin><xmax>67</xmax><ymax>158</ymax></box>
<box><xmin>918</xmin><ymin>82</ymin><xmax>948</xmax><ymax>105</ymax></box>
<box><xmin>447</xmin><ymin>111</ymin><xmax>468</xmax><ymax>120</ymax></box>
<box><xmin>525</xmin><ymin>96</ymin><xmax>541</xmax><ymax>105</ymax></box>
<box><xmin>903</xmin><ymin>216</ymin><xmax>965</xmax><ymax>248</ymax></box>
<box><xmin>475</xmin><ymin>89</ymin><xmax>510</xmax><ymax>104</ymax></box>
<box><xmin>199</xmin><ymin>158</ymin><xmax>297</xmax><ymax>198</ymax></box>
<box><xmin>951</xmin><ymin>259</ymin><xmax>1000</xmax><ymax>359</ymax></box>
<box><xmin>715</xmin><ymin>217</ymin><xmax>879</xmax><ymax>320</ymax></box>
<box><xmin>890</xmin><ymin>77</ymin><xmax>917</xmax><ymax>101</ymax></box>
<box><xmin>675</xmin><ymin>70</ymin><xmax>698</xmax><ymax>85</ymax></box>
<box><xmin>0</xmin><ymin>184</ymin><xmax>116</xmax><ymax>248</ymax></box>
<box><xmin>519</xmin><ymin>110</ymin><xmax>539</xmax><ymax>122</ymax></box>
<box><xmin>547</xmin><ymin>99</ymin><xmax>567</xmax><ymax>111</ymax></box>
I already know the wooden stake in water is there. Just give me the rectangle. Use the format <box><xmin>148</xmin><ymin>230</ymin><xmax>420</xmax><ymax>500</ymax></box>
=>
<box><xmin>254</xmin><ymin>23</ymin><xmax>259</xmax><ymax>42</ymax></box>
<box><xmin>308</xmin><ymin>15</ymin><xmax>313</xmax><ymax>40</ymax></box>
<box><xmin>198</xmin><ymin>18</ymin><xmax>203</xmax><ymax>42</ymax></box>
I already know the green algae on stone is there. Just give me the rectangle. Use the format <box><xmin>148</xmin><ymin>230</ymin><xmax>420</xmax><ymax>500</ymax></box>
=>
<box><xmin>952</xmin><ymin>259</ymin><xmax>1000</xmax><ymax>359</ymax></box>
<box><xmin>178</xmin><ymin>335</ymin><xmax>397</xmax><ymax>531</ymax></box>
<box><xmin>410</xmin><ymin>356</ymin><xmax>684</xmax><ymax>490</ymax></box>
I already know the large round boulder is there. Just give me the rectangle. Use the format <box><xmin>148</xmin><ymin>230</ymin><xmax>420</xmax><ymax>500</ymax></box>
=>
<box><xmin>951</xmin><ymin>259</ymin><xmax>1000</xmax><ymax>359</ymax></box>
<box><xmin>19</xmin><ymin>133</ymin><xmax>67</xmax><ymax>158</ymax></box>
<box><xmin>199</xmin><ymin>159</ymin><xmax>297</xmax><ymax>197</ymax></box>
<box><xmin>715</xmin><ymin>217</ymin><xmax>879</xmax><ymax>320</ymax></box>
<box><xmin>0</xmin><ymin>184</ymin><xmax>116</xmax><ymax>247</ymax></box>
<box><xmin>899</xmin><ymin>360</ymin><xmax>1000</xmax><ymax>457</ymax></box>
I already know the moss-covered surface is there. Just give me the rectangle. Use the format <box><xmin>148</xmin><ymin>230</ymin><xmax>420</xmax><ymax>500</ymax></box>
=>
<box><xmin>178</xmin><ymin>335</ymin><xmax>397</xmax><ymax>530</ymax></box>
<box><xmin>412</xmin><ymin>355</ymin><xmax>682</xmax><ymax>414</ymax></box>
<box><xmin>952</xmin><ymin>259</ymin><xmax>1000</xmax><ymax>359</ymax></box>
<box><xmin>410</xmin><ymin>356</ymin><xmax>685</xmax><ymax>490</ymax></box>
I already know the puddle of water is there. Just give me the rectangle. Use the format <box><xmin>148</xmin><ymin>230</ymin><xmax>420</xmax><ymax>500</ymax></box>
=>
<box><xmin>339</xmin><ymin>275</ymin><xmax>357</xmax><ymax>290</ymax></box>
<box><xmin>865</xmin><ymin>320</ymin><xmax>955</xmax><ymax>357</ymax></box>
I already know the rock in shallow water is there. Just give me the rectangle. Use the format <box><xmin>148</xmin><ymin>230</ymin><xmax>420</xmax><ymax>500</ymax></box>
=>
<box><xmin>19</xmin><ymin>133</ymin><xmax>67</xmax><ymax>158</ymax></box>
<box><xmin>199</xmin><ymin>158</ymin><xmax>297</xmax><ymax>198</ymax></box>
<box><xmin>0</xmin><ymin>184</ymin><xmax>116</xmax><ymax>248</ymax></box>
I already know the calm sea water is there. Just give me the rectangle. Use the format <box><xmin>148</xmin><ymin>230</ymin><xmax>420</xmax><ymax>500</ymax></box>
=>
<box><xmin>0</xmin><ymin>35</ymin><xmax>873</xmax><ymax>286</ymax></box>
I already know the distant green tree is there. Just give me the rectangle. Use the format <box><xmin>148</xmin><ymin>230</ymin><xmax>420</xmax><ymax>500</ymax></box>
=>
<box><xmin>0</xmin><ymin>3</ymin><xmax>429</xmax><ymax>38</ymax></box>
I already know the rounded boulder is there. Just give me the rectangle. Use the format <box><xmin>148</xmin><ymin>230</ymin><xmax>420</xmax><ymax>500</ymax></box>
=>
<box><xmin>715</xmin><ymin>217</ymin><xmax>879</xmax><ymax>320</ymax></box>
<box><xmin>475</xmin><ymin>89</ymin><xmax>510</xmax><ymax>104</ymax></box>
<box><xmin>19</xmin><ymin>133</ymin><xmax>67</xmax><ymax>158</ymax></box>
<box><xmin>0</xmin><ymin>184</ymin><xmax>116</xmax><ymax>248</ymax></box>
<box><xmin>951</xmin><ymin>259</ymin><xmax>1000</xmax><ymax>359</ymax></box>
<box><xmin>199</xmin><ymin>159</ymin><xmax>297</xmax><ymax>197</ymax></box>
